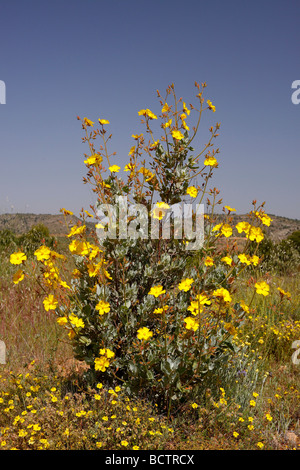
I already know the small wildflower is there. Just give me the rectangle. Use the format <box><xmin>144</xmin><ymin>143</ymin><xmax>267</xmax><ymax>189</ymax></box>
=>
<box><xmin>148</xmin><ymin>285</ymin><xmax>166</xmax><ymax>297</ymax></box>
<box><xmin>137</xmin><ymin>327</ymin><xmax>153</xmax><ymax>341</ymax></box>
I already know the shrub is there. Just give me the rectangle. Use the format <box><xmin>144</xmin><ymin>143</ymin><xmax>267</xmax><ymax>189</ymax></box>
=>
<box><xmin>8</xmin><ymin>82</ymin><xmax>279</xmax><ymax>416</ymax></box>
<box><xmin>0</xmin><ymin>229</ymin><xmax>18</xmax><ymax>251</ymax></box>
<box><xmin>288</xmin><ymin>230</ymin><xmax>300</xmax><ymax>253</ymax></box>
<box><xmin>18</xmin><ymin>224</ymin><xmax>55</xmax><ymax>256</ymax></box>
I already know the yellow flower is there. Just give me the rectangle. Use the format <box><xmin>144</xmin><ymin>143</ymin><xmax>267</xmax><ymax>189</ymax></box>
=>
<box><xmin>145</xmin><ymin>109</ymin><xmax>158</xmax><ymax>119</ymax></box>
<box><xmin>67</xmin><ymin>224</ymin><xmax>86</xmax><ymax>238</ymax></box>
<box><xmin>137</xmin><ymin>327</ymin><xmax>153</xmax><ymax>341</ymax></box>
<box><xmin>69</xmin><ymin>314</ymin><xmax>85</xmax><ymax>329</ymax></box>
<box><xmin>238</xmin><ymin>253</ymin><xmax>251</xmax><ymax>265</ymax></box>
<box><xmin>183</xmin><ymin>102</ymin><xmax>191</xmax><ymax>115</ymax></box>
<box><xmin>221</xmin><ymin>224</ymin><xmax>233</xmax><ymax>238</ymax></box>
<box><xmin>100</xmin><ymin>348</ymin><xmax>115</xmax><ymax>358</ymax></box>
<box><xmin>235</xmin><ymin>221</ymin><xmax>249</xmax><ymax>233</ymax></box>
<box><xmin>224</xmin><ymin>205</ymin><xmax>236</xmax><ymax>212</ymax></box>
<box><xmin>186</xmin><ymin>186</ymin><xmax>198</xmax><ymax>198</ymax></box>
<box><xmin>251</xmin><ymin>255</ymin><xmax>260</xmax><ymax>266</ymax></box>
<box><xmin>154</xmin><ymin>305</ymin><xmax>168</xmax><ymax>314</ymax></box>
<box><xmin>151</xmin><ymin>202</ymin><xmax>170</xmax><ymax>220</ymax></box>
<box><xmin>148</xmin><ymin>285</ymin><xmax>166</xmax><ymax>297</ymax></box>
<box><xmin>60</xmin><ymin>208</ymin><xmax>74</xmax><ymax>216</ymax></box>
<box><xmin>94</xmin><ymin>356</ymin><xmax>110</xmax><ymax>372</ymax></box>
<box><xmin>43</xmin><ymin>294</ymin><xmax>58</xmax><ymax>311</ymax></box>
<box><xmin>207</xmin><ymin>100</ymin><xmax>216</xmax><ymax>112</ymax></box>
<box><xmin>83</xmin><ymin>117</ymin><xmax>94</xmax><ymax>127</ymax></box>
<box><xmin>172</xmin><ymin>130</ymin><xmax>184</xmax><ymax>140</ymax></box>
<box><xmin>124</xmin><ymin>162</ymin><xmax>136</xmax><ymax>172</ymax></box>
<box><xmin>13</xmin><ymin>269</ymin><xmax>25</xmax><ymax>284</ymax></box>
<box><xmin>204</xmin><ymin>256</ymin><xmax>214</xmax><ymax>266</ymax></box>
<box><xmin>182</xmin><ymin>120</ymin><xmax>189</xmax><ymax>131</ymax></box>
<box><xmin>69</xmin><ymin>239</ymin><xmax>90</xmax><ymax>256</ymax></box>
<box><xmin>34</xmin><ymin>245</ymin><xmax>51</xmax><ymax>261</ymax></box>
<box><xmin>84</xmin><ymin>154</ymin><xmax>102</xmax><ymax>166</ymax></box>
<box><xmin>98</xmin><ymin>119</ymin><xmax>110</xmax><ymax>125</ymax></box>
<box><xmin>221</xmin><ymin>256</ymin><xmax>232</xmax><ymax>266</ymax></box>
<box><xmin>121</xmin><ymin>440</ymin><xmax>129</xmax><ymax>447</ymax></box>
<box><xmin>233</xmin><ymin>432</ymin><xmax>239</xmax><ymax>438</ymax></box>
<box><xmin>184</xmin><ymin>316</ymin><xmax>199</xmax><ymax>332</ymax></box>
<box><xmin>191</xmin><ymin>403</ymin><xmax>198</xmax><ymax>409</ymax></box>
<box><xmin>204</xmin><ymin>156</ymin><xmax>218</xmax><ymax>167</ymax></box>
<box><xmin>139</xmin><ymin>167</ymin><xmax>155</xmax><ymax>181</ymax></box>
<box><xmin>255</xmin><ymin>211</ymin><xmax>272</xmax><ymax>226</ymax></box>
<box><xmin>10</xmin><ymin>251</ymin><xmax>27</xmax><ymax>265</ymax></box>
<box><xmin>213</xmin><ymin>288</ymin><xmax>232</xmax><ymax>303</ymax></box>
<box><xmin>247</xmin><ymin>225</ymin><xmax>264</xmax><ymax>243</ymax></box>
<box><xmin>255</xmin><ymin>281</ymin><xmax>270</xmax><ymax>296</ymax></box>
<box><xmin>132</xmin><ymin>133</ymin><xmax>143</xmax><ymax>139</ymax></box>
<box><xmin>265</xmin><ymin>413</ymin><xmax>273</xmax><ymax>421</ymax></box>
<box><xmin>87</xmin><ymin>262</ymin><xmax>101</xmax><ymax>277</ymax></box>
<box><xmin>161</xmin><ymin>103</ymin><xmax>170</xmax><ymax>113</ymax></box>
<box><xmin>178</xmin><ymin>278</ymin><xmax>194</xmax><ymax>292</ymax></box>
<box><xmin>187</xmin><ymin>294</ymin><xmax>211</xmax><ymax>315</ymax></box>
<box><xmin>250</xmin><ymin>400</ymin><xmax>256</xmax><ymax>407</ymax></box>
<box><xmin>257</xmin><ymin>442</ymin><xmax>264</xmax><ymax>449</ymax></box>
<box><xmin>150</xmin><ymin>139</ymin><xmax>159</xmax><ymax>149</ymax></box>
<box><xmin>128</xmin><ymin>145</ymin><xmax>136</xmax><ymax>156</ymax></box>
<box><xmin>95</xmin><ymin>300</ymin><xmax>110</xmax><ymax>315</ymax></box>
<box><xmin>57</xmin><ymin>316</ymin><xmax>68</xmax><ymax>326</ymax></box>
<box><xmin>277</xmin><ymin>287</ymin><xmax>291</xmax><ymax>298</ymax></box>
<box><xmin>212</xmin><ymin>223</ymin><xmax>222</xmax><ymax>233</ymax></box>
<box><xmin>109</xmin><ymin>165</ymin><xmax>121</xmax><ymax>173</ymax></box>
<box><xmin>240</xmin><ymin>300</ymin><xmax>249</xmax><ymax>313</ymax></box>
<box><xmin>162</xmin><ymin>118</ymin><xmax>172</xmax><ymax>128</ymax></box>
<box><xmin>138</xmin><ymin>108</ymin><xmax>157</xmax><ymax>119</ymax></box>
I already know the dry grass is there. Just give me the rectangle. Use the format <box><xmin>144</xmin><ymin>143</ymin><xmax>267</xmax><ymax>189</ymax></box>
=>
<box><xmin>0</xmin><ymin>249</ymin><xmax>300</xmax><ymax>450</ymax></box>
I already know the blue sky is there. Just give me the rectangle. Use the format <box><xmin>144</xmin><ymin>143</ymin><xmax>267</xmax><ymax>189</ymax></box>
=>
<box><xmin>0</xmin><ymin>0</ymin><xmax>299</xmax><ymax>219</ymax></box>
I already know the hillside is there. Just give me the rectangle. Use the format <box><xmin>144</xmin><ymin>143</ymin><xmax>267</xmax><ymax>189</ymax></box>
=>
<box><xmin>0</xmin><ymin>213</ymin><xmax>81</xmax><ymax>236</ymax></box>
<box><xmin>0</xmin><ymin>212</ymin><xmax>299</xmax><ymax>241</ymax></box>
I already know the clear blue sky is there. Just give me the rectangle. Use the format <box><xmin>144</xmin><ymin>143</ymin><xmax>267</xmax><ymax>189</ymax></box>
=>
<box><xmin>1</xmin><ymin>0</ymin><xmax>299</xmax><ymax>219</ymax></box>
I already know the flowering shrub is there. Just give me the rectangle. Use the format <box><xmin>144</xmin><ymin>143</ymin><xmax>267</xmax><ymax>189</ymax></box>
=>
<box><xmin>9</xmin><ymin>83</ymin><xmax>276</xmax><ymax>416</ymax></box>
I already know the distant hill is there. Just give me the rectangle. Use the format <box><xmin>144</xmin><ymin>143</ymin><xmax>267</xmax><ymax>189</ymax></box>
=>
<box><xmin>0</xmin><ymin>212</ymin><xmax>299</xmax><ymax>242</ymax></box>
<box><xmin>0</xmin><ymin>213</ymin><xmax>81</xmax><ymax>236</ymax></box>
